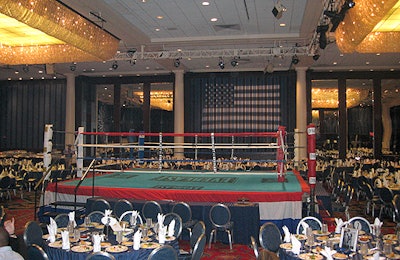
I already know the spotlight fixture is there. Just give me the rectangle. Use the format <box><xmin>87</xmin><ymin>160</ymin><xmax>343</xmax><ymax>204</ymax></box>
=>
<box><xmin>313</xmin><ymin>54</ymin><xmax>320</xmax><ymax>61</ymax></box>
<box><xmin>218</xmin><ymin>57</ymin><xmax>225</xmax><ymax>69</ymax></box>
<box><xmin>70</xmin><ymin>62</ymin><xmax>77</xmax><ymax>71</ymax></box>
<box><xmin>272</xmin><ymin>1</ymin><xmax>287</xmax><ymax>19</ymax></box>
<box><xmin>127</xmin><ymin>48</ymin><xmax>137</xmax><ymax>57</ymax></box>
<box><xmin>111</xmin><ymin>61</ymin><xmax>118</xmax><ymax>70</ymax></box>
<box><xmin>231</xmin><ymin>57</ymin><xmax>239</xmax><ymax>67</ymax></box>
<box><xmin>317</xmin><ymin>25</ymin><xmax>329</xmax><ymax>49</ymax></box>
<box><xmin>174</xmin><ymin>58</ymin><xmax>181</xmax><ymax>68</ymax></box>
<box><xmin>22</xmin><ymin>65</ymin><xmax>29</xmax><ymax>73</ymax></box>
<box><xmin>291</xmin><ymin>55</ymin><xmax>299</xmax><ymax>65</ymax></box>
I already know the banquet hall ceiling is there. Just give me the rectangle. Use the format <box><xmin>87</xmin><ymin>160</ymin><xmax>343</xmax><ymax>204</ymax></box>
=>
<box><xmin>1</xmin><ymin>0</ymin><xmax>400</xmax><ymax>80</ymax></box>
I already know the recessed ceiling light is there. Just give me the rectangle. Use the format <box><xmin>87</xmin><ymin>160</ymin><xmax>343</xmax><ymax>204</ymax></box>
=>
<box><xmin>340</xmin><ymin>54</ymin><xmax>344</xmax><ymax>57</ymax></box>
<box><xmin>376</xmin><ymin>53</ymin><xmax>380</xmax><ymax>56</ymax></box>
<box><xmin>366</xmin><ymin>61</ymin><xmax>370</xmax><ymax>64</ymax></box>
<box><xmin>333</xmin><ymin>62</ymin><xmax>337</xmax><ymax>65</ymax></box>
<box><xmin>155</xmin><ymin>28</ymin><xmax>160</xmax><ymax>31</ymax></box>
<box><xmin>177</xmin><ymin>48</ymin><xmax>182</xmax><ymax>52</ymax></box>
<box><xmin>156</xmin><ymin>16</ymin><xmax>163</xmax><ymax>19</ymax></box>
<box><xmin>390</xmin><ymin>68</ymin><xmax>394</xmax><ymax>71</ymax></box>
<box><xmin>205</xmin><ymin>65</ymin><xmax>210</xmax><ymax>68</ymax></box>
<box><xmin>279</xmin><ymin>23</ymin><xmax>286</xmax><ymax>27</ymax></box>
<box><xmin>202</xmin><ymin>2</ymin><xmax>210</xmax><ymax>6</ymax></box>
<box><xmin>210</xmin><ymin>18</ymin><xmax>218</xmax><ymax>22</ymax></box>
<box><xmin>146</xmin><ymin>66</ymin><xmax>150</xmax><ymax>70</ymax></box>
<box><xmin>370</xmin><ymin>69</ymin><xmax>374</xmax><ymax>71</ymax></box>
<box><xmin>188</xmin><ymin>57</ymin><xmax>192</xmax><ymax>61</ymax></box>
<box><xmin>38</xmin><ymin>70</ymin><xmax>43</xmax><ymax>74</ymax></box>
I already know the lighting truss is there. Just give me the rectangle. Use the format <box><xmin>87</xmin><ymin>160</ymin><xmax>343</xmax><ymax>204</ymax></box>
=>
<box><xmin>113</xmin><ymin>46</ymin><xmax>310</xmax><ymax>62</ymax></box>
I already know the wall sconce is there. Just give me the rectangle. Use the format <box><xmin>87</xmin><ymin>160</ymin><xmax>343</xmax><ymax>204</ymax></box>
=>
<box><xmin>70</xmin><ymin>62</ymin><xmax>77</xmax><ymax>71</ymax></box>
<box><xmin>291</xmin><ymin>55</ymin><xmax>299</xmax><ymax>65</ymax></box>
<box><xmin>174</xmin><ymin>58</ymin><xmax>181</xmax><ymax>68</ymax></box>
<box><xmin>218</xmin><ymin>57</ymin><xmax>225</xmax><ymax>69</ymax></box>
<box><xmin>231</xmin><ymin>57</ymin><xmax>239</xmax><ymax>67</ymax></box>
<box><xmin>111</xmin><ymin>61</ymin><xmax>118</xmax><ymax>70</ymax></box>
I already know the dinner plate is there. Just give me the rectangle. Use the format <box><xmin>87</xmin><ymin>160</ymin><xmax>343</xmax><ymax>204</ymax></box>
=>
<box><xmin>71</xmin><ymin>245</ymin><xmax>93</xmax><ymax>253</ymax></box>
<box><xmin>101</xmin><ymin>242</ymin><xmax>112</xmax><ymax>248</ymax></box>
<box><xmin>384</xmin><ymin>234</ymin><xmax>398</xmax><ymax>241</ymax></box>
<box><xmin>140</xmin><ymin>242</ymin><xmax>161</xmax><ymax>249</ymax></box>
<box><xmin>386</xmin><ymin>253</ymin><xmax>400</xmax><ymax>259</ymax></box>
<box><xmin>358</xmin><ymin>235</ymin><xmax>371</xmax><ymax>243</ymax></box>
<box><xmin>294</xmin><ymin>234</ymin><xmax>307</xmax><ymax>241</ymax></box>
<box><xmin>298</xmin><ymin>253</ymin><xmax>324</xmax><ymax>260</ymax></box>
<box><xmin>42</xmin><ymin>234</ymin><xmax>61</xmax><ymax>240</ymax></box>
<box><xmin>313</xmin><ymin>230</ymin><xmax>330</xmax><ymax>236</ymax></box>
<box><xmin>157</xmin><ymin>235</ymin><xmax>175</xmax><ymax>242</ymax></box>
<box><xmin>316</xmin><ymin>235</ymin><xmax>329</xmax><ymax>241</ymax></box>
<box><xmin>106</xmin><ymin>245</ymin><xmax>129</xmax><ymax>253</ymax></box>
<box><xmin>122</xmin><ymin>241</ymin><xmax>134</xmax><ymax>246</ymax></box>
<box><xmin>311</xmin><ymin>246</ymin><xmax>324</xmax><ymax>254</ymax></box>
<box><xmin>333</xmin><ymin>252</ymin><xmax>348</xmax><ymax>259</ymax></box>
<box><xmin>48</xmin><ymin>241</ymin><xmax>63</xmax><ymax>248</ymax></box>
<box><xmin>95</xmin><ymin>224</ymin><xmax>105</xmax><ymax>230</ymax></box>
<box><xmin>78</xmin><ymin>227</ymin><xmax>88</xmax><ymax>232</ymax></box>
<box><xmin>384</xmin><ymin>239</ymin><xmax>398</xmax><ymax>245</ymax></box>
<box><xmin>69</xmin><ymin>237</ymin><xmax>79</xmax><ymax>243</ymax></box>
<box><xmin>280</xmin><ymin>243</ymin><xmax>292</xmax><ymax>250</ymax></box>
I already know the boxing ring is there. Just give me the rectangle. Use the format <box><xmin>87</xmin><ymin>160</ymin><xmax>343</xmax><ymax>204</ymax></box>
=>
<box><xmin>42</xmin><ymin>126</ymin><xmax>310</xmax><ymax>233</ymax></box>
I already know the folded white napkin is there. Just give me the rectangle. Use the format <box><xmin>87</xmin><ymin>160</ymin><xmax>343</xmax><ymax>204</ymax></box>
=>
<box><xmin>61</xmin><ymin>230</ymin><xmax>70</xmax><ymax>250</ymax></box>
<box><xmin>105</xmin><ymin>209</ymin><xmax>113</xmax><ymax>217</ymax></box>
<box><xmin>291</xmin><ymin>234</ymin><xmax>301</xmax><ymax>255</ymax></box>
<box><xmin>130</xmin><ymin>210</ymin><xmax>139</xmax><ymax>226</ymax></box>
<box><xmin>301</xmin><ymin>222</ymin><xmax>309</xmax><ymax>235</ymax></box>
<box><xmin>133</xmin><ymin>230</ymin><xmax>142</xmax><ymax>250</ymax></box>
<box><xmin>373</xmin><ymin>218</ymin><xmax>383</xmax><ymax>236</ymax></box>
<box><xmin>283</xmin><ymin>225</ymin><xmax>291</xmax><ymax>243</ymax></box>
<box><xmin>373</xmin><ymin>251</ymin><xmax>380</xmax><ymax>260</ymax></box>
<box><xmin>167</xmin><ymin>219</ymin><xmax>175</xmax><ymax>237</ymax></box>
<box><xmin>157</xmin><ymin>213</ymin><xmax>165</xmax><ymax>227</ymax></box>
<box><xmin>47</xmin><ymin>224</ymin><xmax>56</xmax><ymax>243</ymax></box>
<box><xmin>92</xmin><ymin>234</ymin><xmax>102</xmax><ymax>252</ymax></box>
<box><xmin>158</xmin><ymin>224</ymin><xmax>167</xmax><ymax>244</ymax></box>
<box><xmin>321</xmin><ymin>246</ymin><xmax>336</xmax><ymax>260</ymax></box>
<box><xmin>335</xmin><ymin>218</ymin><xmax>344</xmax><ymax>234</ymax></box>
<box><xmin>68</xmin><ymin>211</ymin><xmax>76</xmax><ymax>227</ymax></box>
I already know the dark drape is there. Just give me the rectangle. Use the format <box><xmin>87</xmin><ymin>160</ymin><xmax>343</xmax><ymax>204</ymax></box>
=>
<box><xmin>0</xmin><ymin>80</ymin><xmax>66</xmax><ymax>151</ymax></box>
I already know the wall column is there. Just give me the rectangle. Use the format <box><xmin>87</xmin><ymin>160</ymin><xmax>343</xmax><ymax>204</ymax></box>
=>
<box><xmin>174</xmin><ymin>70</ymin><xmax>185</xmax><ymax>159</ymax></box>
<box><xmin>295</xmin><ymin>67</ymin><xmax>308</xmax><ymax>166</ymax></box>
<box><xmin>65</xmin><ymin>73</ymin><xmax>75</xmax><ymax>147</ymax></box>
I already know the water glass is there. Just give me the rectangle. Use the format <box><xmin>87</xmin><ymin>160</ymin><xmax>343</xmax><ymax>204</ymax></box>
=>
<box><xmin>84</xmin><ymin>217</ymin><xmax>90</xmax><ymax>227</ymax></box>
<box><xmin>359</xmin><ymin>243</ymin><xmax>368</xmax><ymax>256</ymax></box>
<box><xmin>146</xmin><ymin>218</ymin><xmax>152</xmax><ymax>228</ymax></box>
<box><xmin>116</xmin><ymin>231</ymin><xmax>123</xmax><ymax>244</ymax></box>
<box><xmin>383</xmin><ymin>242</ymin><xmax>392</xmax><ymax>256</ymax></box>
<box><xmin>74</xmin><ymin>229</ymin><xmax>80</xmax><ymax>241</ymax></box>
<box><xmin>322</xmin><ymin>224</ymin><xmax>328</xmax><ymax>233</ymax></box>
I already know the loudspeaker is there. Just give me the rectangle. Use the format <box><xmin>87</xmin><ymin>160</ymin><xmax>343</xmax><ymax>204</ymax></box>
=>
<box><xmin>272</xmin><ymin>3</ymin><xmax>285</xmax><ymax>19</ymax></box>
<box><xmin>46</xmin><ymin>63</ymin><xmax>54</xmax><ymax>75</ymax></box>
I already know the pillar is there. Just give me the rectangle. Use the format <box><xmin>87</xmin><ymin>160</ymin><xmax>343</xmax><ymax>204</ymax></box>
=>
<box><xmin>295</xmin><ymin>67</ymin><xmax>308</xmax><ymax>165</ymax></box>
<box><xmin>65</xmin><ymin>73</ymin><xmax>75</xmax><ymax>147</ymax></box>
<box><xmin>174</xmin><ymin>70</ymin><xmax>185</xmax><ymax>159</ymax></box>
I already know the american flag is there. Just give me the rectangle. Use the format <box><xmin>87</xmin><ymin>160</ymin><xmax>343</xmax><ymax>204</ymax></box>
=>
<box><xmin>201</xmin><ymin>81</ymin><xmax>281</xmax><ymax>132</ymax></box>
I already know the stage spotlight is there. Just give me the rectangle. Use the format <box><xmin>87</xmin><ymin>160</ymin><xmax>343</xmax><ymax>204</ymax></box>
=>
<box><xmin>291</xmin><ymin>55</ymin><xmax>299</xmax><ymax>65</ymax></box>
<box><xmin>272</xmin><ymin>1</ymin><xmax>287</xmax><ymax>19</ymax></box>
<box><xmin>70</xmin><ymin>62</ymin><xmax>77</xmax><ymax>71</ymax></box>
<box><xmin>317</xmin><ymin>25</ymin><xmax>329</xmax><ymax>49</ymax></box>
<box><xmin>174</xmin><ymin>58</ymin><xmax>181</xmax><ymax>68</ymax></box>
<box><xmin>218</xmin><ymin>58</ymin><xmax>225</xmax><ymax>69</ymax></box>
<box><xmin>345</xmin><ymin>0</ymin><xmax>355</xmax><ymax>8</ymax></box>
<box><xmin>313</xmin><ymin>54</ymin><xmax>320</xmax><ymax>61</ymax></box>
<box><xmin>231</xmin><ymin>57</ymin><xmax>239</xmax><ymax>67</ymax></box>
<box><xmin>22</xmin><ymin>65</ymin><xmax>29</xmax><ymax>73</ymax></box>
<box><xmin>111</xmin><ymin>61</ymin><xmax>118</xmax><ymax>70</ymax></box>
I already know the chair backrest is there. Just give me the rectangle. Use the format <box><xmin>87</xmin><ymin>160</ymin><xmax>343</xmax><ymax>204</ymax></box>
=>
<box><xmin>163</xmin><ymin>212</ymin><xmax>183</xmax><ymax>239</ymax></box>
<box><xmin>91</xmin><ymin>198</ymin><xmax>111</xmax><ymax>212</ymax></box>
<box><xmin>296</xmin><ymin>216</ymin><xmax>322</xmax><ymax>234</ymax></box>
<box><xmin>171</xmin><ymin>202</ymin><xmax>192</xmax><ymax>224</ymax></box>
<box><xmin>347</xmin><ymin>216</ymin><xmax>372</xmax><ymax>234</ymax></box>
<box><xmin>119</xmin><ymin>211</ymin><xmax>143</xmax><ymax>225</ymax></box>
<box><xmin>54</xmin><ymin>213</ymin><xmax>70</xmax><ymax>228</ymax></box>
<box><xmin>142</xmin><ymin>200</ymin><xmax>162</xmax><ymax>222</ymax></box>
<box><xmin>190</xmin><ymin>221</ymin><xmax>206</xmax><ymax>249</ymax></box>
<box><xmin>378</xmin><ymin>187</ymin><xmax>394</xmax><ymax>204</ymax></box>
<box><xmin>87</xmin><ymin>211</ymin><xmax>106</xmax><ymax>223</ymax></box>
<box><xmin>85</xmin><ymin>251</ymin><xmax>116</xmax><ymax>260</ymax></box>
<box><xmin>27</xmin><ymin>244</ymin><xmax>49</xmax><ymax>260</ymax></box>
<box><xmin>113</xmin><ymin>199</ymin><xmax>133</xmax><ymax>219</ymax></box>
<box><xmin>0</xmin><ymin>176</ymin><xmax>11</xmax><ymax>188</ymax></box>
<box><xmin>147</xmin><ymin>244</ymin><xmax>178</xmax><ymax>260</ymax></box>
<box><xmin>250</xmin><ymin>235</ymin><xmax>259</xmax><ymax>259</ymax></box>
<box><xmin>259</xmin><ymin>222</ymin><xmax>281</xmax><ymax>253</ymax></box>
<box><xmin>191</xmin><ymin>233</ymin><xmax>206</xmax><ymax>260</ymax></box>
<box><xmin>23</xmin><ymin>221</ymin><xmax>43</xmax><ymax>247</ymax></box>
<box><xmin>393</xmin><ymin>194</ymin><xmax>400</xmax><ymax>222</ymax></box>
<box><xmin>209</xmin><ymin>203</ymin><xmax>231</xmax><ymax>228</ymax></box>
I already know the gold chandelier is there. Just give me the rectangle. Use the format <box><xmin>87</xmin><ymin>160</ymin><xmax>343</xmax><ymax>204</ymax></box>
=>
<box><xmin>0</xmin><ymin>0</ymin><xmax>120</xmax><ymax>65</ymax></box>
<box><xmin>336</xmin><ymin>0</ymin><xmax>400</xmax><ymax>53</ymax></box>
